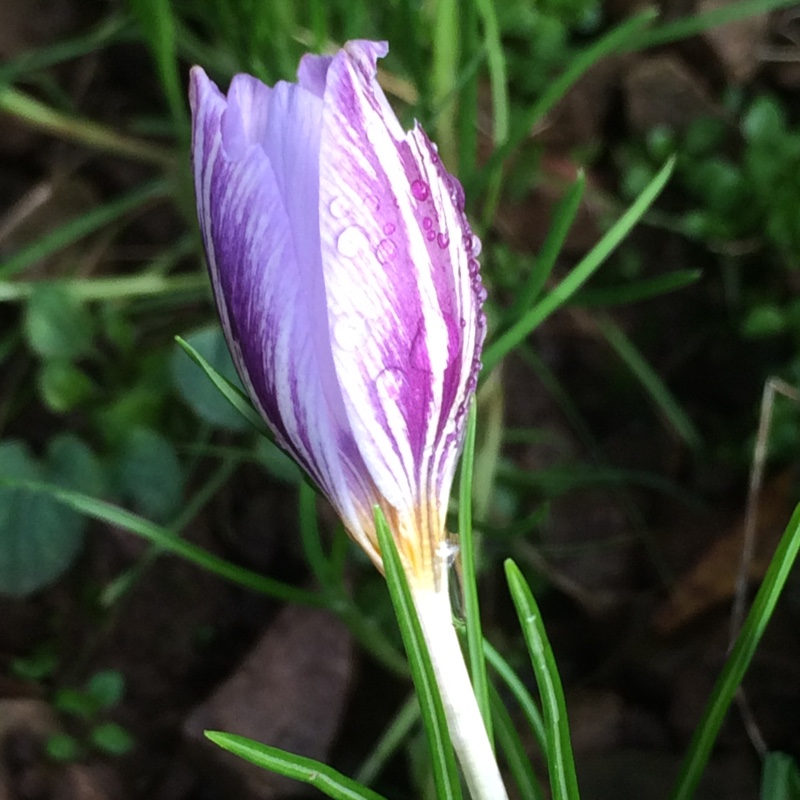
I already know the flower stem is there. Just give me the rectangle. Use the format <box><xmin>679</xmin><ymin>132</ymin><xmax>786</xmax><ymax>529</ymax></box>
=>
<box><xmin>411</xmin><ymin>582</ymin><xmax>509</xmax><ymax>800</ymax></box>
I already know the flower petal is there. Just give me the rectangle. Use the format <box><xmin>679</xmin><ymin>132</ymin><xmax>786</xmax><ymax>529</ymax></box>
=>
<box><xmin>190</xmin><ymin>67</ymin><xmax>379</xmax><ymax>560</ymax></box>
<box><xmin>317</xmin><ymin>43</ymin><xmax>486</xmax><ymax>525</ymax></box>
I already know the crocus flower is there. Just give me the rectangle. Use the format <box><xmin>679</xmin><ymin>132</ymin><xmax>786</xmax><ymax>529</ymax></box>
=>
<box><xmin>190</xmin><ymin>41</ymin><xmax>508</xmax><ymax>800</ymax></box>
<box><xmin>190</xmin><ymin>40</ymin><xmax>486</xmax><ymax>591</ymax></box>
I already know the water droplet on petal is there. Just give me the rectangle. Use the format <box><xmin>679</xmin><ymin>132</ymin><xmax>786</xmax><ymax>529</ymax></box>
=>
<box><xmin>470</xmin><ymin>235</ymin><xmax>482</xmax><ymax>256</ymax></box>
<box><xmin>383</xmin><ymin>222</ymin><xmax>395</xmax><ymax>235</ymax></box>
<box><xmin>337</xmin><ymin>225</ymin><xmax>369</xmax><ymax>258</ymax></box>
<box><xmin>375</xmin><ymin>238</ymin><xmax>397</xmax><ymax>264</ymax></box>
<box><xmin>468</xmin><ymin>258</ymin><xmax>481</xmax><ymax>278</ymax></box>
<box><xmin>411</xmin><ymin>179</ymin><xmax>429</xmax><ymax>201</ymax></box>
<box><xmin>447</xmin><ymin>176</ymin><xmax>465</xmax><ymax>210</ymax></box>
<box><xmin>422</xmin><ymin>217</ymin><xmax>433</xmax><ymax>231</ymax></box>
<box><xmin>437</xmin><ymin>232</ymin><xmax>450</xmax><ymax>249</ymax></box>
<box><xmin>426</xmin><ymin>230</ymin><xmax>436</xmax><ymax>242</ymax></box>
<box><xmin>329</xmin><ymin>196</ymin><xmax>347</xmax><ymax>219</ymax></box>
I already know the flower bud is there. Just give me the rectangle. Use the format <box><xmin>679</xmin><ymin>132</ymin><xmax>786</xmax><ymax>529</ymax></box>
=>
<box><xmin>190</xmin><ymin>40</ymin><xmax>485</xmax><ymax>588</ymax></box>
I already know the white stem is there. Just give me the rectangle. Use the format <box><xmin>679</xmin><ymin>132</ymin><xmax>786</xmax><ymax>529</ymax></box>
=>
<box><xmin>411</xmin><ymin>581</ymin><xmax>509</xmax><ymax>800</ymax></box>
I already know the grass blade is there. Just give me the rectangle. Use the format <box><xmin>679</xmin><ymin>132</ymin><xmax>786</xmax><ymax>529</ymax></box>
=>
<box><xmin>573</xmin><ymin>269</ymin><xmax>701</xmax><ymax>307</ymax></box>
<box><xmin>671</xmin><ymin>503</ymin><xmax>800</xmax><ymax>800</ymax></box>
<box><xmin>597</xmin><ymin>314</ymin><xmax>702</xmax><ymax>451</ymax></box>
<box><xmin>205</xmin><ymin>732</ymin><xmax>387</xmax><ymax>800</ymax></box>
<box><xmin>458</xmin><ymin>401</ymin><xmax>492</xmax><ymax>742</ymax></box>
<box><xmin>0</xmin><ymin>87</ymin><xmax>173</xmax><ymax>166</ymax></box>
<box><xmin>471</xmin><ymin>9</ymin><xmax>657</xmax><ymax>199</ymax></box>
<box><xmin>505</xmin><ymin>173</ymin><xmax>586</xmax><ymax>325</ymax></box>
<box><xmin>483</xmin><ymin>157</ymin><xmax>675</xmax><ymax>372</ymax></box>
<box><xmin>624</xmin><ymin>0</ymin><xmax>800</xmax><ymax>51</ymax></box>
<box><xmin>354</xmin><ymin>694</ymin><xmax>420</xmax><ymax>786</ymax></box>
<box><xmin>128</xmin><ymin>0</ymin><xmax>190</xmax><ymax>135</ymax></box>
<box><xmin>0</xmin><ymin>479</ymin><xmax>322</xmax><ymax>606</ymax></box>
<box><xmin>490</xmin><ymin>682</ymin><xmax>545</xmax><ymax>800</ymax></box>
<box><xmin>374</xmin><ymin>507</ymin><xmax>463</xmax><ymax>800</ymax></box>
<box><xmin>483</xmin><ymin>640</ymin><xmax>546</xmax><ymax>752</ymax></box>
<box><xmin>0</xmin><ymin>14</ymin><xmax>129</xmax><ymax>83</ymax></box>
<box><xmin>761</xmin><ymin>752</ymin><xmax>800</xmax><ymax>800</ymax></box>
<box><xmin>0</xmin><ymin>180</ymin><xmax>170</xmax><ymax>279</ymax></box>
<box><xmin>175</xmin><ymin>335</ymin><xmax>272</xmax><ymax>438</ymax></box>
<box><xmin>505</xmin><ymin>559</ymin><xmax>580</xmax><ymax>800</ymax></box>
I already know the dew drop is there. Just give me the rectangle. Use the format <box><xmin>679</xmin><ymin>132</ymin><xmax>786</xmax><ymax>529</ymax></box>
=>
<box><xmin>329</xmin><ymin>196</ymin><xmax>347</xmax><ymax>219</ymax></box>
<box><xmin>426</xmin><ymin>230</ymin><xmax>436</xmax><ymax>242</ymax></box>
<box><xmin>422</xmin><ymin>216</ymin><xmax>433</xmax><ymax>231</ymax></box>
<box><xmin>410</xmin><ymin>179</ymin><xmax>429</xmax><ymax>201</ymax></box>
<box><xmin>337</xmin><ymin>225</ymin><xmax>369</xmax><ymax>258</ymax></box>
<box><xmin>470</xmin><ymin>235</ymin><xmax>482</xmax><ymax>256</ymax></box>
<box><xmin>436</xmin><ymin>232</ymin><xmax>450</xmax><ymax>249</ymax></box>
<box><xmin>476</xmin><ymin>284</ymin><xmax>488</xmax><ymax>302</ymax></box>
<box><xmin>383</xmin><ymin>222</ymin><xmax>395</xmax><ymax>235</ymax></box>
<box><xmin>375</xmin><ymin>238</ymin><xmax>397</xmax><ymax>264</ymax></box>
<box><xmin>468</xmin><ymin>258</ymin><xmax>480</xmax><ymax>278</ymax></box>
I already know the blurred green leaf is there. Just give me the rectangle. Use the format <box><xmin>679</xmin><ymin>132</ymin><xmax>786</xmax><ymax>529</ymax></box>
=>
<box><xmin>24</xmin><ymin>285</ymin><xmax>94</xmax><ymax>360</ymax></box>
<box><xmin>38</xmin><ymin>361</ymin><xmax>95</xmax><ymax>413</ymax></box>
<box><xmin>90</xmin><ymin>722</ymin><xmax>135</xmax><ymax>756</ymax></box>
<box><xmin>255</xmin><ymin>438</ymin><xmax>301</xmax><ymax>484</ymax></box>
<box><xmin>85</xmin><ymin>670</ymin><xmax>125</xmax><ymax>709</ymax></box>
<box><xmin>742</xmin><ymin>304</ymin><xmax>787</xmax><ymax>339</ymax></box>
<box><xmin>743</xmin><ymin>95</ymin><xmax>785</xmax><ymax>145</ymax></box>
<box><xmin>0</xmin><ymin>439</ymin><xmax>94</xmax><ymax>596</ymax></box>
<box><xmin>114</xmin><ymin>427</ymin><xmax>183</xmax><ymax>522</ymax></box>
<box><xmin>55</xmin><ymin>687</ymin><xmax>97</xmax><ymax>718</ymax></box>
<box><xmin>46</xmin><ymin>733</ymin><xmax>82</xmax><ymax>762</ymax></box>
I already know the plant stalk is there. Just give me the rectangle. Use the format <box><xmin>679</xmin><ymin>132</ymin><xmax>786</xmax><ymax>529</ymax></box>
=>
<box><xmin>411</xmin><ymin>581</ymin><xmax>509</xmax><ymax>800</ymax></box>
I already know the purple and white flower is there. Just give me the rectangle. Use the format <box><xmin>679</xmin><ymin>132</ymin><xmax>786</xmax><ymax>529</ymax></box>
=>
<box><xmin>190</xmin><ymin>40</ymin><xmax>485</xmax><ymax>587</ymax></box>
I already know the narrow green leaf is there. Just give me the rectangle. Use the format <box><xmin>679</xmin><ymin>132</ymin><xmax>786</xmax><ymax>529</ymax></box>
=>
<box><xmin>0</xmin><ymin>14</ymin><xmax>129</xmax><ymax>83</ymax></box>
<box><xmin>506</xmin><ymin>174</ymin><xmax>586</xmax><ymax>324</ymax></box>
<box><xmin>625</xmin><ymin>0</ymin><xmax>800</xmax><ymax>51</ymax></box>
<box><xmin>0</xmin><ymin>180</ymin><xmax>170</xmax><ymax>279</ymax></box>
<box><xmin>206</xmin><ymin>732</ymin><xmax>387</xmax><ymax>800</ymax></box>
<box><xmin>298</xmin><ymin>481</ymin><xmax>331</xmax><ymax>589</ymax></box>
<box><xmin>483</xmin><ymin>157</ymin><xmax>674</xmax><ymax>372</ymax></box>
<box><xmin>572</xmin><ymin>269</ymin><xmax>702</xmax><ymax>307</ymax></box>
<box><xmin>761</xmin><ymin>752</ymin><xmax>800</xmax><ymax>800</ymax></box>
<box><xmin>374</xmin><ymin>507</ymin><xmax>463</xmax><ymax>799</ymax></box>
<box><xmin>671</xmin><ymin>504</ymin><xmax>800</xmax><ymax>800</ymax></box>
<box><xmin>505</xmin><ymin>559</ymin><xmax>580</xmax><ymax>800</ymax></box>
<box><xmin>355</xmin><ymin>694</ymin><xmax>420</xmax><ymax>786</ymax></box>
<box><xmin>490</xmin><ymin>683</ymin><xmax>545</xmax><ymax>800</ymax></box>
<box><xmin>0</xmin><ymin>88</ymin><xmax>173</xmax><ymax>167</ymax></box>
<box><xmin>596</xmin><ymin>314</ymin><xmax>702</xmax><ymax>451</ymax></box>
<box><xmin>483</xmin><ymin>640</ymin><xmax>546</xmax><ymax>753</ymax></box>
<box><xmin>128</xmin><ymin>0</ymin><xmax>189</xmax><ymax>135</ymax></box>
<box><xmin>471</xmin><ymin>9</ymin><xmax>657</xmax><ymax>198</ymax></box>
<box><xmin>458</xmin><ymin>401</ymin><xmax>492</xmax><ymax>742</ymax></box>
<box><xmin>174</xmin><ymin>334</ymin><xmax>271</xmax><ymax>437</ymax></box>
<box><xmin>172</xmin><ymin>328</ymin><xmax>250</xmax><ymax>432</ymax></box>
<box><xmin>0</xmin><ymin>479</ymin><xmax>322</xmax><ymax>607</ymax></box>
